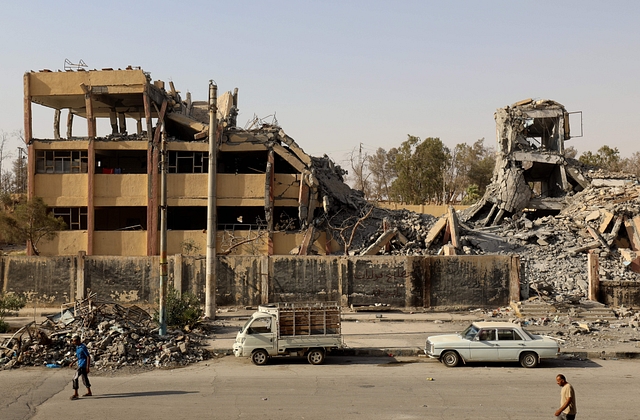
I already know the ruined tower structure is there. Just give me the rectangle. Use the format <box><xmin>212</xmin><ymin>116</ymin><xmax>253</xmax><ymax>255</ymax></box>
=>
<box><xmin>463</xmin><ymin>99</ymin><xmax>587</xmax><ymax>225</ymax></box>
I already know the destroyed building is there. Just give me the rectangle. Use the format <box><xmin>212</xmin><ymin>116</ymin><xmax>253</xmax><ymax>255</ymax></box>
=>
<box><xmin>23</xmin><ymin>67</ymin><xmax>357</xmax><ymax>256</ymax></box>
<box><xmin>463</xmin><ymin>99</ymin><xmax>588</xmax><ymax>225</ymax></box>
<box><xmin>19</xmin><ymin>68</ymin><xmax>640</xmax><ymax>306</ymax></box>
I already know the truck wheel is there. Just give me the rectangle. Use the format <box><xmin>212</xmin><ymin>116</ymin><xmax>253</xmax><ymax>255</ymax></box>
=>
<box><xmin>307</xmin><ymin>348</ymin><xmax>325</xmax><ymax>365</ymax></box>
<box><xmin>251</xmin><ymin>349</ymin><xmax>269</xmax><ymax>366</ymax></box>
<box><xmin>520</xmin><ymin>352</ymin><xmax>538</xmax><ymax>368</ymax></box>
<box><xmin>441</xmin><ymin>351</ymin><xmax>460</xmax><ymax>367</ymax></box>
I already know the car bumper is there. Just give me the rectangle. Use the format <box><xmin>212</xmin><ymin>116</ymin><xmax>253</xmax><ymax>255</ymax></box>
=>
<box><xmin>232</xmin><ymin>343</ymin><xmax>242</xmax><ymax>357</ymax></box>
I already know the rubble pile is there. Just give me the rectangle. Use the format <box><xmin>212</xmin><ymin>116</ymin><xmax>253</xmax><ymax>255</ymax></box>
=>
<box><xmin>461</xmin><ymin>177</ymin><xmax>640</xmax><ymax>300</ymax></box>
<box><xmin>319</xmin><ymin>169</ymin><xmax>639</xmax><ymax>302</ymax></box>
<box><xmin>0</xmin><ymin>295</ymin><xmax>210</xmax><ymax>371</ymax></box>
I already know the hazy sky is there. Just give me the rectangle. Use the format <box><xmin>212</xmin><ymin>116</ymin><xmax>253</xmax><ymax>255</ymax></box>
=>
<box><xmin>1</xmin><ymin>1</ymin><xmax>638</xmax><ymax>168</ymax></box>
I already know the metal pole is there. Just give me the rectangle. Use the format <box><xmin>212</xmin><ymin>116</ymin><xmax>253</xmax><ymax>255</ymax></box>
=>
<box><xmin>159</xmin><ymin>125</ymin><xmax>168</xmax><ymax>335</ymax></box>
<box><xmin>205</xmin><ymin>81</ymin><xmax>218</xmax><ymax>319</ymax></box>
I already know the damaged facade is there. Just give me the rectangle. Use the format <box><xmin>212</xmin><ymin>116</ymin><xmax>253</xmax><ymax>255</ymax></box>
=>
<box><xmin>24</xmin><ymin>67</ymin><xmax>348</xmax><ymax>256</ymax></box>
<box><xmin>464</xmin><ymin>99</ymin><xmax>588</xmax><ymax>225</ymax></box>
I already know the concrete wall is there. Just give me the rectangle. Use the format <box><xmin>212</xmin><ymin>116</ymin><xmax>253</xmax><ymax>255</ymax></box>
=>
<box><xmin>377</xmin><ymin>203</ymin><xmax>469</xmax><ymax>217</ymax></box>
<box><xmin>1</xmin><ymin>254</ymin><xmax>519</xmax><ymax>309</ymax></box>
<box><xmin>600</xmin><ymin>281</ymin><xmax>640</xmax><ymax>308</ymax></box>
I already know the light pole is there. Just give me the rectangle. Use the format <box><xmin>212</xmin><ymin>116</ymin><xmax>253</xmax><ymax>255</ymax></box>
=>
<box><xmin>205</xmin><ymin>81</ymin><xmax>218</xmax><ymax>319</ymax></box>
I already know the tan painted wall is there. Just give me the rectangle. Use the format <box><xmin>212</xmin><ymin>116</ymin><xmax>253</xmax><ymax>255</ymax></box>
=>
<box><xmin>93</xmin><ymin>231</ymin><xmax>147</xmax><ymax>256</ymax></box>
<box><xmin>274</xmin><ymin>174</ymin><xmax>301</xmax><ymax>205</ymax></box>
<box><xmin>167</xmin><ymin>174</ymin><xmax>206</xmax><ymax>202</ymax></box>
<box><xmin>218</xmin><ymin>174</ymin><xmax>264</xmax><ymax>198</ymax></box>
<box><xmin>167</xmin><ymin>231</ymin><xmax>207</xmax><ymax>255</ymax></box>
<box><xmin>272</xmin><ymin>232</ymin><xmax>332</xmax><ymax>255</ymax></box>
<box><xmin>38</xmin><ymin>231</ymin><xmax>87</xmax><ymax>256</ymax></box>
<box><xmin>94</xmin><ymin>174</ymin><xmax>147</xmax><ymax>206</ymax></box>
<box><xmin>167</xmin><ymin>143</ymin><xmax>208</xmax><ymax>152</ymax></box>
<box><xmin>377</xmin><ymin>203</ymin><xmax>469</xmax><ymax>217</ymax></box>
<box><xmin>94</xmin><ymin>140</ymin><xmax>148</xmax><ymax>150</ymax></box>
<box><xmin>28</xmin><ymin>70</ymin><xmax>148</xmax><ymax>96</ymax></box>
<box><xmin>36</xmin><ymin>174</ymin><xmax>88</xmax><ymax>206</ymax></box>
<box><xmin>34</xmin><ymin>140</ymin><xmax>89</xmax><ymax>150</ymax></box>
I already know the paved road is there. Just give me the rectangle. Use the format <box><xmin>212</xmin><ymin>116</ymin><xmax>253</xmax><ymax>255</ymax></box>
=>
<box><xmin>2</xmin><ymin>356</ymin><xmax>639</xmax><ymax>419</ymax></box>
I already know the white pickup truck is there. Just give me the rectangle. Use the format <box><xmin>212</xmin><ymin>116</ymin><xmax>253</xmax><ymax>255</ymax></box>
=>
<box><xmin>233</xmin><ymin>302</ymin><xmax>342</xmax><ymax>365</ymax></box>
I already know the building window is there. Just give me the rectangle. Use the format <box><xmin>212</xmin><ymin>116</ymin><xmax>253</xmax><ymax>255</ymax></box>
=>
<box><xmin>36</xmin><ymin>151</ymin><xmax>88</xmax><ymax>174</ymax></box>
<box><xmin>168</xmin><ymin>151</ymin><xmax>208</xmax><ymax>173</ymax></box>
<box><xmin>52</xmin><ymin>207</ymin><xmax>87</xmax><ymax>230</ymax></box>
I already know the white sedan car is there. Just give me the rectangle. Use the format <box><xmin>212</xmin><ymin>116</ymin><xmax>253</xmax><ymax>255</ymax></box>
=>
<box><xmin>425</xmin><ymin>321</ymin><xmax>560</xmax><ymax>368</ymax></box>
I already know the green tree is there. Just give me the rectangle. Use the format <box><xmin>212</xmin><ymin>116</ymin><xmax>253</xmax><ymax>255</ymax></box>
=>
<box><xmin>445</xmin><ymin>138</ymin><xmax>495</xmax><ymax>203</ymax></box>
<box><xmin>155</xmin><ymin>287</ymin><xmax>203</xmax><ymax>329</ymax></box>
<box><xmin>578</xmin><ymin>145</ymin><xmax>622</xmax><ymax>171</ymax></box>
<box><xmin>0</xmin><ymin>292</ymin><xmax>26</xmax><ymax>333</ymax></box>
<box><xmin>389</xmin><ymin>136</ymin><xmax>450</xmax><ymax>204</ymax></box>
<box><xmin>0</xmin><ymin>197</ymin><xmax>66</xmax><ymax>255</ymax></box>
<box><xmin>367</xmin><ymin>147</ymin><xmax>396</xmax><ymax>202</ymax></box>
<box><xmin>621</xmin><ymin>151</ymin><xmax>640</xmax><ymax>178</ymax></box>
<box><xmin>348</xmin><ymin>144</ymin><xmax>371</xmax><ymax>200</ymax></box>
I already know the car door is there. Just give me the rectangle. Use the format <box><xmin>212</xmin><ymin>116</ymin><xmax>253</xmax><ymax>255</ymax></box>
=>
<box><xmin>468</xmin><ymin>328</ymin><xmax>499</xmax><ymax>361</ymax></box>
<box><xmin>242</xmin><ymin>316</ymin><xmax>276</xmax><ymax>355</ymax></box>
<box><xmin>496</xmin><ymin>328</ymin><xmax>525</xmax><ymax>361</ymax></box>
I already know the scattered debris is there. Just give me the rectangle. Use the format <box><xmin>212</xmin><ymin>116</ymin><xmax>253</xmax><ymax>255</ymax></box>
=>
<box><xmin>0</xmin><ymin>294</ymin><xmax>211</xmax><ymax>370</ymax></box>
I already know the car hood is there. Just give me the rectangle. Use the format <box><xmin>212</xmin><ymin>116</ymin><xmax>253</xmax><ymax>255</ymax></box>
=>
<box><xmin>427</xmin><ymin>334</ymin><xmax>466</xmax><ymax>344</ymax></box>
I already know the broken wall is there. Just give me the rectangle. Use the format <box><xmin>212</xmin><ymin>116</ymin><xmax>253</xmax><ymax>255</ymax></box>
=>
<box><xmin>0</xmin><ymin>256</ymin><xmax>73</xmax><ymax>304</ymax></box>
<box><xmin>600</xmin><ymin>280</ymin><xmax>640</xmax><ymax>308</ymax></box>
<box><xmin>2</xmin><ymin>254</ymin><xmax>519</xmax><ymax>309</ymax></box>
<box><xmin>426</xmin><ymin>255</ymin><xmax>516</xmax><ymax>307</ymax></box>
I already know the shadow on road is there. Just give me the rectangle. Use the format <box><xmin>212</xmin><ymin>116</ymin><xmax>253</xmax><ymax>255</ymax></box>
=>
<box><xmin>93</xmin><ymin>390</ymin><xmax>198</xmax><ymax>399</ymax></box>
<box><xmin>457</xmin><ymin>358</ymin><xmax>602</xmax><ymax>369</ymax></box>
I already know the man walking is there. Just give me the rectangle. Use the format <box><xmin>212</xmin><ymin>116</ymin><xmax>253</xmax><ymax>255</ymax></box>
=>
<box><xmin>554</xmin><ymin>374</ymin><xmax>577</xmax><ymax>419</ymax></box>
<box><xmin>70</xmin><ymin>335</ymin><xmax>92</xmax><ymax>400</ymax></box>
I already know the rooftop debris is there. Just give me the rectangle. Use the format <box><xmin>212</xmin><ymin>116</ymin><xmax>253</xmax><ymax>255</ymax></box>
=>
<box><xmin>0</xmin><ymin>294</ymin><xmax>210</xmax><ymax>370</ymax></box>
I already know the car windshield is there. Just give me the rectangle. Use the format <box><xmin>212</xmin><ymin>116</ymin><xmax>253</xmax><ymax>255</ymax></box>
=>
<box><xmin>461</xmin><ymin>324</ymin><xmax>479</xmax><ymax>340</ymax></box>
<box><xmin>521</xmin><ymin>328</ymin><xmax>537</xmax><ymax>340</ymax></box>
<box><xmin>240</xmin><ymin>318</ymin><xmax>253</xmax><ymax>333</ymax></box>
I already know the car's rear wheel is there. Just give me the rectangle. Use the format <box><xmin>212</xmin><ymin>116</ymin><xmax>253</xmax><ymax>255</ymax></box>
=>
<box><xmin>307</xmin><ymin>348</ymin><xmax>325</xmax><ymax>365</ymax></box>
<box><xmin>520</xmin><ymin>352</ymin><xmax>538</xmax><ymax>368</ymax></box>
<box><xmin>441</xmin><ymin>351</ymin><xmax>460</xmax><ymax>367</ymax></box>
<box><xmin>251</xmin><ymin>349</ymin><xmax>269</xmax><ymax>365</ymax></box>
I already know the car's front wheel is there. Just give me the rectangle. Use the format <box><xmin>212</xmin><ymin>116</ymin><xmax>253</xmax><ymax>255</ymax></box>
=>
<box><xmin>441</xmin><ymin>351</ymin><xmax>460</xmax><ymax>367</ymax></box>
<box><xmin>251</xmin><ymin>349</ymin><xmax>269</xmax><ymax>365</ymax></box>
<box><xmin>520</xmin><ymin>352</ymin><xmax>538</xmax><ymax>368</ymax></box>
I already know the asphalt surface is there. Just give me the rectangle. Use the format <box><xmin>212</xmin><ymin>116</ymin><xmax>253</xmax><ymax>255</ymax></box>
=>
<box><xmin>2</xmin><ymin>355</ymin><xmax>639</xmax><ymax>420</ymax></box>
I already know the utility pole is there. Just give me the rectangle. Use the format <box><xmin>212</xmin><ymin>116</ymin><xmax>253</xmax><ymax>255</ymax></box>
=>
<box><xmin>18</xmin><ymin>147</ymin><xmax>26</xmax><ymax>193</ymax></box>
<box><xmin>205</xmin><ymin>81</ymin><xmax>218</xmax><ymax>319</ymax></box>
<box><xmin>158</xmin><ymin>125</ymin><xmax>168</xmax><ymax>335</ymax></box>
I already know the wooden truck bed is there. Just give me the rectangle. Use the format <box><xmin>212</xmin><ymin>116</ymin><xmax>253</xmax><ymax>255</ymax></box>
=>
<box><xmin>260</xmin><ymin>302</ymin><xmax>341</xmax><ymax>337</ymax></box>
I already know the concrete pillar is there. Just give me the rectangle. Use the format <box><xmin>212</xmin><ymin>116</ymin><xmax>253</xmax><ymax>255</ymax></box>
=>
<box><xmin>338</xmin><ymin>257</ymin><xmax>349</xmax><ymax>308</ymax></box>
<box><xmin>442</xmin><ymin>244</ymin><xmax>456</xmax><ymax>255</ymax></box>
<box><xmin>260</xmin><ymin>256</ymin><xmax>269</xmax><ymax>305</ymax></box>
<box><xmin>509</xmin><ymin>255</ymin><xmax>521</xmax><ymax>302</ymax></box>
<box><xmin>0</xmin><ymin>257</ymin><xmax>5</xmax><ymax>292</ymax></box>
<box><xmin>404</xmin><ymin>257</ymin><xmax>414</xmax><ymax>308</ymax></box>
<box><xmin>174</xmin><ymin>254</ymin><xmax>183</xmax><ymax>296</ymax></box>
<box><xmin>588</xmin><ymin>250</ymin><xmax>600</xmax><ymax>302</ymax></box>
<box><xmin>76</xmin><ymin>251</ymin><xmax>87</xmax><ymax>301</ymax></box>
<box><xmin>423</xmin><ymin>257</ymin><xmax>431</xmax><ymax>308</ymax></box>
